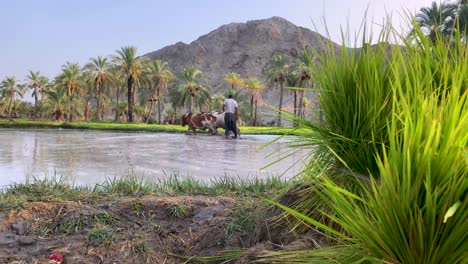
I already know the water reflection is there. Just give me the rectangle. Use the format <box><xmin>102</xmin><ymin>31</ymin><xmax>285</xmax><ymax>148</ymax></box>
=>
<box><xmin>0</xmin><ymin>128</ymin><xmax>309</xmax><ymax>186</ymax></box>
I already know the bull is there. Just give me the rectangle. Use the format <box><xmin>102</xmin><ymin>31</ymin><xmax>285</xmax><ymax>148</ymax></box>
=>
<box><xmin>181</xmin><ymin>112</ymin><xmax>217</xmax><ymax>135</ymax></box>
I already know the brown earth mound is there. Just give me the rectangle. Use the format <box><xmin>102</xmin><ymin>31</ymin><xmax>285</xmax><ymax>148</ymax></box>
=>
<box><xmin>0</xmin><ymin>194</ymin><xmax>324</xmax><ymax>263</ymax></box>
<box><xmin>0</xmin><ymin>195</ymin><xmax>242</xmax><ymax>263</ymax></box>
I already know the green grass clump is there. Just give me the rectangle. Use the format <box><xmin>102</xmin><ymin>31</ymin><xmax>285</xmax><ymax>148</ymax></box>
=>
<box><xmin>0</xmin><ymin>175</ymin><xmax>96</xmax><ymax>208</ymax></box>
<box><xmin>225</xmin><ymin>208</ymin><xmax>258</xmax><ymax>242</ymax></box>
<box><xmin>262</xmin><ymin>20</ymin><xmax>468</xmax><ymax>264</ymax></box>
<box><xmin>0</xmin><ymin>174</ymin><xmax>288</xmax><ymax>210</ymax></box>
<box><xmin>94</xmin><ymin>212</ymin><xmax>116</xmax><ymax>225</ymax></box>
<box><xmin>94</xmin><ymin>175</ymin><xmax>154</xmax><ymax>196</ymax></box>
<box><xmin>57</xmin><ymin>216</ymin><xmax>91</xmax><ymax>234</ymax></box>
<box><xmin>166</xmin><ymin>204</ymin><xmax>190</xmax><ymax>218</ymax></box>
<box><xmin>295</xmin><ymin>29</ymin><xmax>394</xmax><ymax>178</ymax></box>
<box><xmin>87</xmin><ymin>227</ymin><xmax>113</xmax><ymax>247</ymax></box>
<box><xmin>93</xmin><ymin>173</ymin><xmax>290</xmax><ymax>197</ymax></box>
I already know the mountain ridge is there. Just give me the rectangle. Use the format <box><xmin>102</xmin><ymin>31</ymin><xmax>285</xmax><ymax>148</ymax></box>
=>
<box><xmin>143</xmin><ymin>16</ymin><xmax>340</xmax><ymax>123</ymax></box>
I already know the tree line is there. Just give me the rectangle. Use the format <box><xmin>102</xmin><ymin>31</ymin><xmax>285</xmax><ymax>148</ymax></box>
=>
<box><xmin>0</xmin><ymin>46</ymin><xmax>315</xmax><ymax>127</ymax></box>
<box><xmin>2</xmin><ymin>0</ymin><xmax>463</xmax><ymax>126</ymax></box>
<box><xmin>412</xmin><ymin>0</ymin><xmax>468</xmax><ymax>42</ymax></box>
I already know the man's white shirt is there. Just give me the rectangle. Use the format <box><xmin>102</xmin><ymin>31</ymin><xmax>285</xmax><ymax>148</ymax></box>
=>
<box><xmin>224</xmin><ymin>99</ymin><xmax>238</xmax><ymax>113</ymax></box>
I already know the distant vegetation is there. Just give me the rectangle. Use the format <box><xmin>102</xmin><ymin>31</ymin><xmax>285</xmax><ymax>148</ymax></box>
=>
<box><xmin>0</xmin><ymin>47</ymin><xmax>316</xmax><ymax>127</ymax></box>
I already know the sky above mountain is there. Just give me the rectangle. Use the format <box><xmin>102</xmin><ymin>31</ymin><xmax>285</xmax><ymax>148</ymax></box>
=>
<box><xmin>1</xmin><ymin>0</ymin><xmax>432</xmax><ymax>80</ymax></box>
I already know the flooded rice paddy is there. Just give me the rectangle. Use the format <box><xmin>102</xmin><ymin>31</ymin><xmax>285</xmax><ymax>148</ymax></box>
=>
<box><xmin>0</xmin><ymin>128</ymin><xmax>310</xmax><ymax>187</ymax></box>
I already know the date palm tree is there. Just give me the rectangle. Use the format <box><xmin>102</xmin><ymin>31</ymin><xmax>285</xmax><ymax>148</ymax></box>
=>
<box><xmin>168</xmin><ymin>85</ymin><xmax>184</xmax><ymax>118</ymax></box>
<box><xmin>85</xmin><ymin>56</ymin><xmax>113</xmax><ymax>120</ymax></box>
<box><xmin>55</xmin><ymin>62</ymin><xmax>82</xmax><ymax>96</ymax></box>
<box><xmin>287</xmin><ymin>70</ymin><xmax>300</xmax><ymax>117</ymax></box>
<box><xmin>415</xmin><ymin>1</ymin><xmax>456</xmax><ymax>42</ymax></box>
<box><xmin>147</xmin><ymin>60</ymin><xmax>174</xmax><ymax>124</ymax></box>
<box><xmin>455</xmin><ymin>0</ymin><xmax>468</xmax><ymax>38</ymax></box>
<box><xmin>43</xmin><ymin>87</ymin><xmax>83</xmax><ymax>122</ymax></box>
<box><xmin>178</xmin><ymin>66</ymin><xmax>210</xmax><ymax>112</ymax></box>
<box><xmin>111</xmin><ymin>69</ymin><xmax>127</xmax><ymax>121</ymax></box>
<box><xmin>26</xmin><ymin>71</ymin><xmax>48</xmax><ymax>118</ymax></box>
<box><xmin>243</xmin><ymin>78</ymin><xmax>265</xmax><ymax>126</ymax></box>
<box><xmin>294</xmin><ymin>50</ymin><xmax>314</xmax><ymax>119</ymax></box>
<box><xmin>224</xmin><ymin>72</ymin><xmax>243</xmax><ymax>90</ymax></box>
<box><xmin>0</xmin><ymin>77</ymin><xmax>25</xmax><ymax>117</ymax></box>
<box><xmin>267</xmin><ymin>54</ymin><xmax>289</xmax><ymax>126</ymax></box>
<box><xmin>43</xmin><ymin>87</ymin><xmax>67</xmax><ymax>121</ymax></box>
<box><xmin>82</xmin><ymin>77</ymin><xmax>95</xmax><ymax>121</ymax></box>
<box><xmin>210</xmin><ymin>95</ymin><xmax>225</xmax><ymax>113</ymax></box>
<box><xmin>112</xmin><ymin>46</ymin><xmax>148</xmax><ymax>122</ymax></box>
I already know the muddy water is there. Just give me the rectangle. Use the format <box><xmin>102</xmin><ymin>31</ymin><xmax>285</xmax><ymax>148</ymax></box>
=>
<box><xmin>0</xmin><ymin>128</ymin><xmax>309</xmax><ymax>187</ymax></box>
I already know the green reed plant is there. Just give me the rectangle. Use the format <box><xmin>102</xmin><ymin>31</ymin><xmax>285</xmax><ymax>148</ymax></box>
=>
<box><xmin>301</xmin><ymin>27</ymin><xmax>394</xmax><ymax>178</ymax></box>
<box><xmin>261</xmin><ymin>21</ymin><xmax>468</xmax><ymax>263</ymax></box>
<box><xmin>272</xmin><ymin>25</ymin><xmax>396</xmax><ymax>236</ymax></box>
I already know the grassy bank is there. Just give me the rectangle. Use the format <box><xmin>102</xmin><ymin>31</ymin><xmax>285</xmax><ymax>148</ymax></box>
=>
<box><xmin>0</xmin><ymin>118</ymin><xmax>300</xmax><ymax>135</ymax></box>
<box><xmin>0</xmin><ymin>174</ymin><xmax>290</xmax><ymax>210</ymax></box>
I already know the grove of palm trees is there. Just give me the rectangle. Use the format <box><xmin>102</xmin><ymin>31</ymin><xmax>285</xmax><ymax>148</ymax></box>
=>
<box><xmin>0</xmin><ymin>45</ymin><xmax>313</xmax><ymax>128</ymax></box>
<box><xmin>0</xmin><ymin>0</ymin><xmax>467</xmax><ymax>263</ymax></box>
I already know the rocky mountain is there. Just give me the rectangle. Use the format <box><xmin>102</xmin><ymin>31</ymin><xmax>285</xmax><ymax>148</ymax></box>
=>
<box><xmin>143</xmin><ymin>16</ymin><xmax>340</xmax><ymax>123</ymax></box>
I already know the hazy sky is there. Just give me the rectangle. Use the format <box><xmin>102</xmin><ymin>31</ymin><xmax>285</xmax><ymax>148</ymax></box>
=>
<box><xmin>1</xmin><ymin>0</ymin><xmax>434</xmax><ymax>81</ymax></box>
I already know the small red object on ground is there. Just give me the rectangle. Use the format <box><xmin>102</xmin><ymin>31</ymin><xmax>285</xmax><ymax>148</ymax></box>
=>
<box><xmin>48</xmin><ymin>252</ymin><xmax>64</xmax><ymax>263</ymax></box>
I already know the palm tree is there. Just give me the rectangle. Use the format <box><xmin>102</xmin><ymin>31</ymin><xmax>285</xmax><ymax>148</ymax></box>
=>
<box><xmin>168</xmin><ymin>85</ymin><xmax>184</xmax><ymax>117</ymax></box>
<box><xmin>294</xmin><ymin>50</ymin><xmax>314</xmax><ymax>119</ymax></box>
<box><xmin>112</xmin><ymin>69</ymin><xmax>126</xmax><ymax>121</ymax></box>
<box><xmin>26</xmin><ymin>71</ymin><xmax>48</xmax><ymax>118</ymax></box>
<box><xmin>224</xmin><ymin>72</ymin><xmax>243</xmax><ymax>90</ymax></box>
<box><xmin>37</xmin><ymin>76</ymin><xmax>49</xmax><ymax>105</ymax></box>
<box><xmin>11</xmin><ymin>100</ymin><xmax>32</xmax><ymax>118</ymax></box>
<box><xmin>55</xmin><ymin>62</ymin><xmax>82</xmax><ymax>96</ymax></box>
<box><xmin>43</xmin><ymin>87</ymin><xmax>83</xmax><ymax>121</ymax></box>
<box><xmin>85</xmin><ymin>56</ymin><xmax>113</xmax><ymax>120</ymax></box>
<box><xmin>99</xmin><ymin>95</ymin><xmax>112</xmax><ymax>120</ymax></box>
<box><xmin>43</xmin><ymin>87</ymin><xmax>67</xmax><ymax>121</ymax></box>
<box><xmin>112</xmin><ymin>46</ymin><xmax>148</xmax><ymax>122</ymax></box>
<box><xmin>414</xmin><ymin>1</ymin><xmax>456</xmax><ymax>42</ymax></box>
<box><xmin>147</xmin><ymin>60</ymin><xmax>174</xmax><ymax>124</ymax></box>
<box><xmin>0</xmin><ymin>98</ymin><xmax>5</xmax><ymax>116</ymax></box>
<box><xmin>82</xmin><ymin>77</ymin><xmax>95</xmax><ymax>121</ymax></box>
<box><xmin>287</xmin><ymin>71</ymin><xmax>300</xmax><ymax>117</ymax></box>
<box><xmin>267</xmin><ymin>54</ymin><xmax>289</xmax><ymax>126</ymax></box>
<box><xmin>178</xmin><ymin>66</ymin><xmax>210</xmax><ymax>112</ymax></box>
<box><xmin>454</xmin><ymin>0</ymin><xmax>468</xmax><ymax>38</ymax></box>
<box><xmin>243</xmin><ymin>78</ymin><xmax>265</xmax><ymax>126</ymax></box>
<box><xmin>210</xmin><ymin>95</ymin><xmax>225</xmax><ymax>113</ymax></box>
<box><xmin>0</xmin><ymin>77</ymin><xmax>25</xmax><ymax>117</ymax></box>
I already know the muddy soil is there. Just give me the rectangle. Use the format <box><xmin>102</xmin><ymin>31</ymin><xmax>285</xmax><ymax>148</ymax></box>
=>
<box><xmin>0</xmin><ymin>194</ymin><xmax>323</xmax><ymax>263</ymax></box>
<box><xmin>0</xmin><ymin>195</ymin><xmax>252</xmax><ymax>263</ymax></box>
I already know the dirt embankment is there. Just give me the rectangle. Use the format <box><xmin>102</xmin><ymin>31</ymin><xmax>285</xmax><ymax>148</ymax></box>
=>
<box><xmin>0</xmin><ymin>193</ymin><xmax>323</xmax><ymax>263</ymax></box>
<box><xmin>0</xmin><ymin>195</ymin><xmax>243</xmax><ymax>263</ymax></box>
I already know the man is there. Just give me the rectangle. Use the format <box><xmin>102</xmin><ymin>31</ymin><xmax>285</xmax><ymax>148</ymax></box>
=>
<box><xmin>222</xmin><ymin>94</ymin><xmax>238</xmax><ymax>139</ymax></box>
